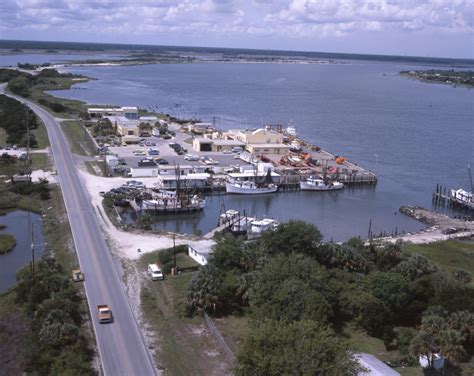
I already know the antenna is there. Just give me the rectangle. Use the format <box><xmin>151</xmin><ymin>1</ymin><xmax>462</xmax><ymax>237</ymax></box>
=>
<box><xmin>469</xmin><ymin>164</ymin><xmax>473</xmax><ymax>192</ymax></box>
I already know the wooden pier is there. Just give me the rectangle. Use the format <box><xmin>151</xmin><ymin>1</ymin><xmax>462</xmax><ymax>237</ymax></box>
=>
<box><xmin>433</xmin><ymin>184</ymin><xmax>474</xmax><ymax>211</ymax></box>
<box><xmin>203</xmin><ymin>211</ymin><xmax>254</xmax><ymax>239</ymax></box>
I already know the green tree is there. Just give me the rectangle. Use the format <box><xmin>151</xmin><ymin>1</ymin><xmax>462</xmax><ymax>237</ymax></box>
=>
<box><xmin>395</xmin><ymin>254</ymin><xmax>437</xmax><ymax>281</ymax></box>
<box><xmin>7</xmin><ymin>74</ymin><xmax>33</xmax><ymax>96</ymax></box>
<box><xmin>348</xmin><ymin>291</ymin><xmax>391</xmax><ymax>336</ymax></box>
<box><xmin>236</xmin><ymin>320</ymin><xmax>361</xmax><ymax>376</ymax></box>
<box><xmin>258</xmin><ymin>220</ymin><xmax>322</xmax><ymax>257</ymax></box>
<box><xmin>187</xmin><ymin>264</ymin><xmax>224</xmax><ymax>314</ymax></box>
<box><xmin>249</xmin><ymin>254</ymin><xmax>334</xmax><ymax>323</ymax></box>
<box><xmin>364</xmin><ymin>271</ymin><xmax>410</xmax><ymax>313</ymax></box>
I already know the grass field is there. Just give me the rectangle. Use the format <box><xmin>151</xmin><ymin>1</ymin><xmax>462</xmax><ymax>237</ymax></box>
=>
<box><xmin>139</xmin><ymin>250</ymin><xmax>231</xmax><ymax>375</ymax></box>
<box><xmin>402</xmin><ymin>240</ymin><xmax>474</xmax><ymax>275</ymax></box>
<box><xmin>60</xmin><ymin>121</ymin><xmax>96</xmax><ymax>156</ymax></box>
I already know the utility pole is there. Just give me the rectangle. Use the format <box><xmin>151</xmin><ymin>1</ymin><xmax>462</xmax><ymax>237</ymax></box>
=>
<box><xmin>173</xmin><ymin>233</ymin><xmax>176</xmax><ymax>274</ymax></box>
<box><xmin>29</xmin><ymin>213</ymin><xmax>35</xmax><ymax>277</ymax></box>
<box><xmin>25</xmin><ymin>105</ymin><xmax>30</xmax><ymax>165</ymax></box>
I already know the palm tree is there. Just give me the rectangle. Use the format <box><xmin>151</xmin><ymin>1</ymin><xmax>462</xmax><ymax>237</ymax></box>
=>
<box><xmin>448</xmin><ymin>311</ymin><xmax>474</xmax><ymax>343</ymax></box>
<box><xmin>440</xmin><ymin>329</ymin><xmax>466</xmax><ymax>366</ymax></box>
<box><xmin>421</xmin><ymin>314</ymin><xmax>446</xmax><ymax>337</ymax></box>
<box><xmin>138</xmin><ymin>122</ymin><xmax>152</xmax><ymax>135</ymax></box>
<box><xmin>409</xmin><ymin>330</ymin><xmax>437</xmax><ymax>369</ymax></box>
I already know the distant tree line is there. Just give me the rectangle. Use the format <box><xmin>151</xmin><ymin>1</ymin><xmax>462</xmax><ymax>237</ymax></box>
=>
<box><xmin>6</xmin><ymin>68</ymin><xmax>67</xmax><ymax>98</ymax></box>
<box><xmin>17</xmin><ymin>62</ymin><xmax>51</xmax><ymax>70</ymax></box>
<box><xmin>0</xmin><ymin>95</ymin><xmax>38</xmax><ymax>147</ymax></box>
<box><xmin>186</xmin><ymin>221</ymin><xmax>474</xmax><ymax>374</ymax></box>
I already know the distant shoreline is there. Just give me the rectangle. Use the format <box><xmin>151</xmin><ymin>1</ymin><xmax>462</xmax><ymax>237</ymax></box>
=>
<box><xmin>400</xmin><ymin>69</ymin><xmax>474</xmax><ymax>88</ymax></box>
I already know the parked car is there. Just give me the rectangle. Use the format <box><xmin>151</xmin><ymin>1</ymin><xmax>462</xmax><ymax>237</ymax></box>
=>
<box><xmin>145</xmin><ymin>141</ymin><xmax>156</xmax><ymax>146</ymax></box>
<box><xmin>133</xmin><ymin>150</ymin><xmax>147</xmax><ymax>156</ymax></box>
<box><xmin>126</xmin><ymin>180</ymin><xmax>145</xmax><ymax>188</ymax></box>
<box><xmin>168</xmin><ymin>142</ymin><xmax>178</xmax><ymax>148</ymax></box>
<box><xmin>147</xmin><ymin>149</ymin><xmax>159</xmax><ymax>156</ymax></box>
<box><xmin>138</xmin><ymin>159</ymin><xmax>157</xmax><ymax>167</ymax></box>
<box><xmin>154</xmin><ymin>158</ymin><xmax>169</xmax><ymax>165</ymax></box>
<box><xmin>148</xmin><ymin>264</ymin><xmax>164</xmax><ymax>281</ymax></box>
<box><xmin>184</xmin><ymin>154</ymin><xmax>200</xmax><ymax>161</ymax></box>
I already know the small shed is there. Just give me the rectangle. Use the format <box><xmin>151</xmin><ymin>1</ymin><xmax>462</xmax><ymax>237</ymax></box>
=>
<box><xmin>188</xmin><ymin>241</ymin><xmax>215</xmax><ymax>266</ymax></box>
<box><xmin>356</xmin><ymin>353</ymin><xmax>400</xmax><ymax>376</ymax></box>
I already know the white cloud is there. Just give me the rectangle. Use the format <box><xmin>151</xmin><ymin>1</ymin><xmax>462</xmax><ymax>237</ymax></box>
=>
<box><xmin>0</xmin><ymin>0</ymin><xmax>472</xmax><ymax>57</ymax></box>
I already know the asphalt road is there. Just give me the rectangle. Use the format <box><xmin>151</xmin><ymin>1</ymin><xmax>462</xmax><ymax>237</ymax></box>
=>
<box><xmin>1</xmin><ymin>85</ymin><xmax>157</xmax><ymax>376</ymax></box>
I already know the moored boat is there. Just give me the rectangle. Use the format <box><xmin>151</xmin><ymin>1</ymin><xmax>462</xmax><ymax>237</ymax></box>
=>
<box><xmin>300</xmin><ymin>176</ymin><xmax>344</xmax><ymax>191</ymax></box>
<box><xmin>226</xmin><ymin>179</ymin><xmax>278</xmax><ymax>194</ymax></box>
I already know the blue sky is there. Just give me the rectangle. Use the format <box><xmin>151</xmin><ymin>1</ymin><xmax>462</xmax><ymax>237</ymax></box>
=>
<box><xmin>1</xmin><ymin>0</ymin><xmax>473</xmax><ymax>58</ymax></box>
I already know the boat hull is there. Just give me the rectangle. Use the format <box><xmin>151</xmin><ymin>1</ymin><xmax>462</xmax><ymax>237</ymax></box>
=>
<box><xmin>226</xmin><ymin>182</ymin><xmax>278</xmax><ymax>195</ymax></box>
<box><xmin>300</xmin><ymin>181</ymin><xmax>344</xmax><ymax>191</ymax></box>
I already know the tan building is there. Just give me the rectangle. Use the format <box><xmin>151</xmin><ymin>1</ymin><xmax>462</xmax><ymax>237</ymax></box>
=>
<box><xmin>233</xmin><ymin>128</ymin><xmax>289</xmax><ymax>155</ymax></box>
<box><xmin>104</xmin><ymin>116</ymin><xmax>139</xmax><ymax>137</ymax></box>
<box><xmin>235</xmin><ymin>128</ymin><xmax>284</xmax><ymax>144</ymax></box>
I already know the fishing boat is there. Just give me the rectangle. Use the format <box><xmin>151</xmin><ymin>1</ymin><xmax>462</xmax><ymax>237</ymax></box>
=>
<box><xmin>300</xmin><ymin>176</ymin><xmax>344</xmax><ymax>191</ymax></box>
<box><xmin>226</xmin><ymin>178</ymin><xmax>278</xmax><ymax>194</ymax></box>
<box><xmin>139</xmin><ymin>190</ymin><xmax>206</xmax><ymax>212</ymax></box>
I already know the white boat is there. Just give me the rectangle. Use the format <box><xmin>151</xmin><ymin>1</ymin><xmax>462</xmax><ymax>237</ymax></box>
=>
<box><xmin>286</xmin><ymin>125</ymin><xmax>297</xmax><ymax>136</ymax></box>
<box><xmin>300</xmin><ymin>176</ymin><xmax>344</xmax><ymax>191</ymax></box>
<box><xmin>249</xmin><ymin>218</ymin><xmax>279</xmax><ymax>236</ymax></box>
<box><xmin>450</xmin><ymin>188</ymin><xmax>474</xmax><ymax>209</ymax></box>
<box><xmin>290</xmin><ymin>140</ymin><xmax>302</xmax><ymax>152</ymax></box>
<box><xmin>226</xmin><ymin>179</ymin><xmax>278</xmax><ymax>194</ymax></box>
<box><xmin>140</xmin><ymin>191</ymin><xmax>206</xmax><ymax>212</ymax></box>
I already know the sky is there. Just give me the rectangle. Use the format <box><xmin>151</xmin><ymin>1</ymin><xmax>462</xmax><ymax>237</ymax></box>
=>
<box><xmin>1</xmin><ymin>0</ymin><xmax>473</xmax><ymax>59</ymax></box>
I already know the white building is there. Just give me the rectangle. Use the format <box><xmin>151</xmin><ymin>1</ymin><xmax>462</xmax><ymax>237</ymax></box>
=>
<box><xmin>355</xmin><ymin>353</ymin><xmax>400</xmax><ymax>376</ymax></box>
<box><xmin>188</xmin><ymin>241</ymin><xmax>215</xmax><ymax>266</ymax></box>
<box><xmin>88</xmin><ymin>106</ymin><xmax>139</xmax><ymax>119</ymax></box>
<box><xmin>129</xmin><ymin>167</ymin><xmax>159</xmax><ymax>178</ymax></box>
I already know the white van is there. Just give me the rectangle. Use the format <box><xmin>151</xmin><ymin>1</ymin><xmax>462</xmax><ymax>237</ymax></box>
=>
<box><xmin>148</xmin><ymin>264</ymin><xmax>164</xmax><ymax>281</ymax></box>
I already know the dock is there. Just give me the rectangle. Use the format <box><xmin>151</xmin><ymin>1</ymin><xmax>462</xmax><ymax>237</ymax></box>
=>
<box><xmin>203</xmin><ymin>212</ymin><xmax>255</xmax><ymax>239</ymax></box>
<box><xmin>433</xmin><ymin>184</ymin><xmax>474</xmax><ymax>211</ymax></box>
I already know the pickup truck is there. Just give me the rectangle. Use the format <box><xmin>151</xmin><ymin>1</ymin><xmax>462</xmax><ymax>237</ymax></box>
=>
<box><xmin>97</xmin><ymin>305</ymin><xmax>113</xmax><ymax>323</ymax></box>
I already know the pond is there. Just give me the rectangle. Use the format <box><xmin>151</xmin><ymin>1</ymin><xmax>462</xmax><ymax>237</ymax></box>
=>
<box><xmin>0</xmin><ymin>210</ymin><xmax>45</xmax><ymax>293</ymax></box>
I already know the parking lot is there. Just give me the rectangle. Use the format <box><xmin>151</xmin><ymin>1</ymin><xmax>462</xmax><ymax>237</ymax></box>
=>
<box><xmin>106</xmin><ymin>125</ymin><xmax>247</xmax><ymax>171</ymax></box>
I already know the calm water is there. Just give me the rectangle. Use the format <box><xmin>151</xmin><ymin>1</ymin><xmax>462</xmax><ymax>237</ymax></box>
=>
<box><xmin>49</xmin><ymin>61</ymin><xmax>473</xmax><ymax>240</ymax></box>
<box><xmin>0</xmin><ymin>210</ymin><xmax>45</xmax><ymax>292</ymax></box>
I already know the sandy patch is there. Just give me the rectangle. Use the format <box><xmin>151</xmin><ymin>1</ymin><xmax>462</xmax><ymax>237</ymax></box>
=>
<box><xmin>78</xmin><ymin>169</ymin><xmax>215</xmax><ymax>260</ymax></box>
<box><xmin>31</xmin><ymin>169</ymin><xmax>58</xmax><ymax>184</ymax></box>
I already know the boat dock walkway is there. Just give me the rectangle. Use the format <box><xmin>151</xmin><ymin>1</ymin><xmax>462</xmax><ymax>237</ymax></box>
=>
<box><xmin>203</xmin><ymin>213</ymin><xmax>254</xmax><ymax>239</ymax></box>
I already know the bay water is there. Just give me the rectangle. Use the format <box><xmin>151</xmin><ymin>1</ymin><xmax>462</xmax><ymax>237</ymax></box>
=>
<box><xmin>39</xmin><ymin>60</ymin><xmax>474</xmax><ymax>239</ymax></box>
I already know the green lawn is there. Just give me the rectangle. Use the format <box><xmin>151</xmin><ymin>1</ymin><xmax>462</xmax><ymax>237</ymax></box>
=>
<box><xmin>60</xmin><ymin>121</ymin><xmax>96</xmax><ymax>156</ymax></box>
<box><xmin>31</xmin><ymin>117</ymin><xmax>50</xmax><ymax>149</ymax></box>
<box><xmin>0</xmin><ymin>128</ymin><xmax>7</xmax><ymax>147</ymax></box>
<box><xmin>402</xmin><ymin>240</ymin><xmax>474</xmax><ymax>275</ymax></box>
